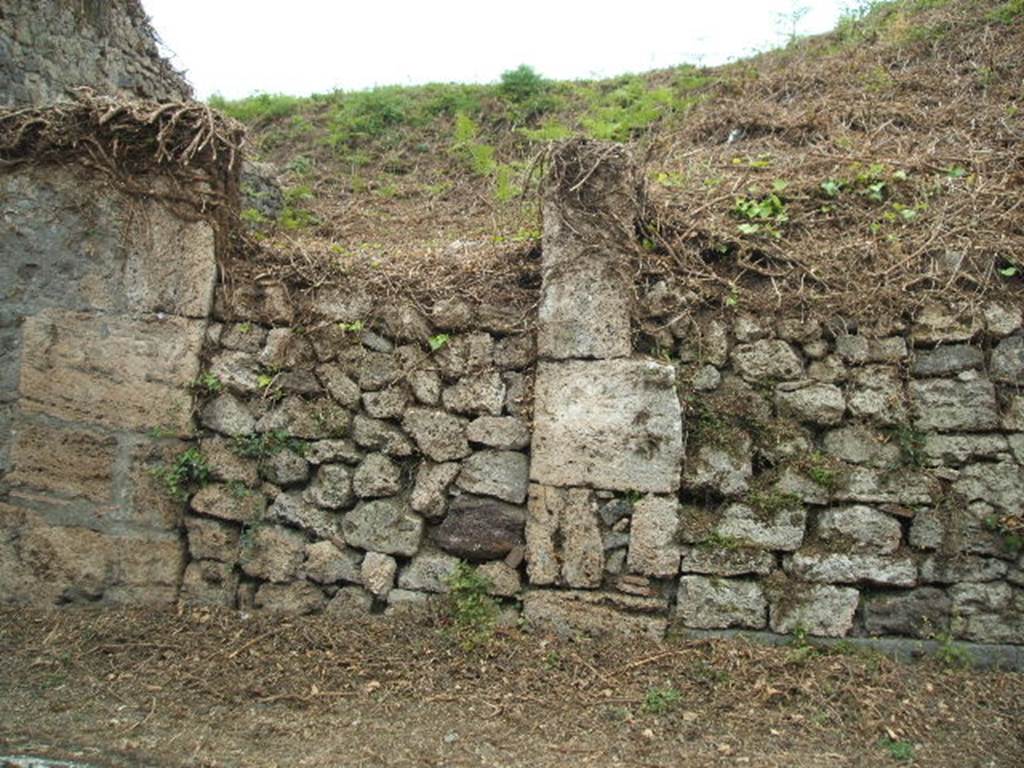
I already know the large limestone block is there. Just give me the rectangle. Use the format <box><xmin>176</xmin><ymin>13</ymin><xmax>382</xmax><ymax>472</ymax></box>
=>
<box><xmin>522</xmin><ymin>589</ymin><xmax>667</xmax><ymax>640</ymax></box>
<box><xmin>769</xmin><ymin>583</ymin><xmax>860</xmax><ymax>637</ymax></box>
<box><xmin>526</xmin><ymin>484</ymin><xmax>603</xmax><ymax>588</ymax></box>
<box><xmin>627</xmin><ymin>495</ymin><xmax>681</xmax><ymax>577</ymax></box>
<box><xmin>910</xmin><ymin>378</ymin><xmax>999</xmax><ymax>432</ymax></box>
<box><xmin>530</xmin><ymin>359</ymin><xmax>683</xmax><ymax>493</ymax></box>
<box><xmin>5</xmin><ymin>417</ymin><xmax>116</xmax><ymax>504</ymax></box>
<box><xmin>538</xmin><ymin>141</ymin><xmax>636</xmax><ymax>360</ymax></box>
<box><xmin>18</xmin><ymin>309</ymin><xmax>204</xmax><ymax>435</ymax></box>
<box><xmin>676</xmin><ymin>576</ymin><xmax>768</xmax><ymax>630</ymax></box>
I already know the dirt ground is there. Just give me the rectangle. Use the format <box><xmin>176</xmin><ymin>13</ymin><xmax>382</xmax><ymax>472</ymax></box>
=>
<box><xmin>1</xmin><ymin>606</ymin><xmax>1022</xmax><ymax>768</ymax></box>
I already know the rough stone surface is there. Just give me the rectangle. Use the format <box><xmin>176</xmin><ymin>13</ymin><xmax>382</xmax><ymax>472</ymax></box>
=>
<box><xmin>775</xmin><ymin>383</ymin><xmax>845</xmax><ymax>425</ymax></box>
<box><xmin>835</xmin><ymin>467</ymin><xmax>935</xmax><ymax>507</ymax></box>
<box><xmin>730</xmin><ymin>340</ymin><xmax>803</xmax><ymax>381</ymax></box>
<box><xmin>200</xmin><ymin>394</ymin><xmax>255</xmax><ymax>437</ymax></box>
<box><xmin>910</xmin><ymin>344</ymin><xmax>984</xmax><ymax>377</ymax></box>
<box><xmin>683</xmin><ymin>435</ymin><xmax>753</xmax><ymax>497</ymax></box>
<box><xmin>921</xmin><ymin>434</ymin><xmax>1010</xmax><ymax>466</ymax></box>
<box><xmin>911</xmin><ymin>303</ymin><xmax>981</xmax><ymax>345</ymax></box>
<box><xmin>457</xmin><ymin>450</ymin><xmax>529</xmax><ymax>504</ymax></box>
<box><xmin>526</xmin><ymin>485</ymin><xmax>604</xmax><ymax>588</ymax></box>
<box><xmin>911</xmin><ymin>378</ymin><xmax>999</xmax><ymax>432</ymax></box>
<box><xmin>260</xmin><ymin>449</ymin><xmax>309</xmax><ymax>487</ymax></box>
<box><xmin>398</xmin><ymin>550</ymin><xmax>461</xmax><ymax>593</ymax></box>
<box><xmin>530</xmin><ymin>359</ymin><xmax>683</xmax><ymax>493</ymax></box>
<box><xmin>191</xmin><ymin>484</ymin><xmax>266</xmax><ymax>524</ymax></box>
<box><xmin>362</xmin><ymin>387</ymin><xmax>409</xmax><ymax>420</ymax></box>
<box><xmin>822</xmin><ymin>425</ymin><xmax>900</xmax><ymax>468</ymax></box>
<box><xmin>466</xmin><ymin>417</ymin><xmax>531</xmax><ymax>449</ymax></box>
<box><xmin>180</xmin><ymin>560</ymin><xmax>238</xmax><ymax>607</ymax></box>
<box><xmin>408</xmin><ymin>370</ymin><xmax>442</xmax><ymax>405</ymax></box>
<box><xmin>676</xmin><ymin>576</ymin><xmax>767</xmax><ymax>630</ymax></box>
<box><xmin>817</xmin><ymin>506</ymin><xmax>902</xmax><ymax>554</ymax></box>
<box><xmin>679</xmin><ymin>546</ymin><xmax>775</xmax><ymax>576</ymax></box>
<box><xmin>361</xmin><ymin>552</ymin><xmax>398</xmax><ymax>598</ymax></box>
<box><xmin>626</xmin><ymin>495</ymin><xmax>681</xmax><ymax>577</ymax></box>
<box><xmin>949</xmin><ymin>582</ymin><xmax>1024</xmax><ymax>644</ymax></box>
<box><xmin>353</xmin><ymin>453</ymin><xmax>402</xmax><ymax>499</ymax></box>
<box><xmin>983</xmin><ymin>302</ymin><xmax>1022</xmax><ymax>337</ymax></box>
<box><xmin>522</xmin><ymin>590</ymin><xmax>667</xmax><ymax>640</ymax></box>
<box><xmin>846</xmin><ymin>366</ymin><xmax>906</xmax><ymax>425</ymax></box>
<box><xmin>402</xmin><ymin>408</ymin><xmax>471</xmax><ymax>462</ymax></box>
<box><xmin>184</xmin><ymin>515</ymin><xmax>240</xmax><ymax>562</ymax></box>
<box><xmin>267</xmin><ymin>492</ymin><xmax>344</xmax><ymax>541</ymax></box>
<box><xmin>317</xmin><ymin>364</ymin><xmax>362</xmax><ymax>408</ymax></box>
<box><xmin>433</xmin><ymin>494</ymin><xmax>526</xmax><ymax>560</ymax></box>
<box><xmin>769</xmin><ymin>583</ymin><xmax>860</xmax><ymax>637</ymax></box>
<box><xmin>478</xmin><ymin>561</ymin><xmax>522</xmax><ymax>597</ymax></box>
<box><xmin>306</xmin><ymin>439</ymin><xmax>363</xmax><ymax>466</ymax></box>
<box><xmin>352</xmin><ymin>415</ymin><xmax>414</xmax><ymax>457</ymax></box>
<box><xmin>18</xmin><ymin>309</ymin><xmax>204</xmax><ymax>435</ymax></box>
<box><xmin>5</xmin><ymin>419</ymin><xmax>116</xmax><ymax>504</ymax></box>
<box><xmin>862</xmin><ymin>588</ymin><xmax>951</xmax><ymax>638</ymax></box>
<box><xmin>326</xmin><ymin>586</ymin><xmax>374</xmax><ymax>615</ymax></box>
<box><xmin>920</xmin><ymin>555</ymin><xmax>1008</xmax><ymax>584</ymax></box>
<box><xmin>342</xmin><ymin>499</ymin><xmax>423</xmax><ymax>557</ymax></box>
<box><xmin>991</xmin><ymin>336</ymin><xmax>1024</xmax><ymax>385</ymax></box>
<box><xmin>716</xmin><ymin>503</ymin><xmax>806</xmax><ymax>552</ymax></box>
<box><xmin>302</xmin><ymin>540</ymin><xmax>362</xmax><ymax>585</ymax></box>
<box><xmin>434</xmin><ymin>332</ymin><xmax>494</xmax><ymax>379</ymax></box>
<box><xmin>784</xmin><ymin>552</ymin><xmax>917</xmax><ymax>587</ymax></box>
<box><xmin>202</xmin><ymin>437</ymin><xmax>260</xmax><ymax>486</ymax></box>
<box><xmin>240</xmin><ymin>525</ymin><xmax>307</xmax><ymax>583</ymax></box>
<box><xmin>442</xmin><ymin>372</ymin><xmax>505</xmax><ymax>416</ymax></box>
<box><xmin>410</xmin><ymin>461</ymin><xmax>460</xmax><ymax>519</ymax></box>
<box><xmin>835</xmin><ymin>336</ymin><xmax>908</xmax><ymax>364</ymax></box>
<box><xmin>255</xmin><ymin>581</ymin><xmax>325</xmax><ymax>614</ymax></box>
<box><xmin>303</xmin><ymin>464</ymin><xmax>354</xmax><ymax>510</ymax></box>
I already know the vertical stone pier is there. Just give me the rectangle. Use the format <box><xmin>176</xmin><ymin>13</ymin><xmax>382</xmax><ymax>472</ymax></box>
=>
<box><xmin>525</xmin><ymin>140</ymin><xmax>684</xmax><ymax>636</ymax></box>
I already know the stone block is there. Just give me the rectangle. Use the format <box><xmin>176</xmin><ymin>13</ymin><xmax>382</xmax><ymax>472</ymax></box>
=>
<box><xmin>949</xmin><ymin>581</ymin><xmax>1024</xmax><ymax>644</ymax></box>
<box><xmin>434</xmin><ymin>332</ymin><xmax>494</xmax><ymax>379</ymax></box>
<box><xmin>200</xmin><ymin>394</ymin><xmax>255</xmax><ymax>436</ymax></box>
<box><xmin>433</xmin><ymin>494</ymin><xmax>526</xmax><ymax>561</ymax></box>
<box><xmin>185</xmin><ymin>514</ymin><xmax>241</xmax><ymax>562</ymax></box>
<box><xmin>834</xmin><ymin>335</ymin><xmax>908</xmax><ymax>364</ymax></box>
<box><xmin>442</xmin><ymin>372</ymin><xmax>506</xmax><ymax>416</ymax></box>
<box><xmin>911</xmin><ymin>378</ymin><xmax>999</xmax><ymax>432</ymax></box>
<box><xmin>817</xmin><ymin>505</ymin><xmax>902</xmax><ymax>555</ymax></box>
<box><xmin>398</xmin><ymin>550</ymin><xmax>461</xmax><ymax>593</ymax></box>
<box><xmin>683</xmin><ymin>435</ymin><xmax>753</xmax><ymax>498</ymax></box>
<box><xmin>342</xmin><ymin>498</ymin><xmax>423</xmax><ymax>557</ymax></box>
<box><xmin>352</xmin><ymin>415</ymin><xmax>414</xmax><ymax>457</ymax></box>
<box><xmin>302</xmin><ymin>540</ymin><xmax>363</xmax><ymax>585</ymax></box>
<box><xmin>730</xmin><ymin>340</ymin><xmax>803</xmax><ymax>381</ymax></box>
<box><xmin>303</xmin><ymin>464</ymin><xmax>354</xmax><ymax>510</ymax></box>
<box><xmin>525</xmin><ymin>485</ymin><xmax>603</xmax><ymax>588</ymax></box>
<box><xmin>522</xmin><ymin>590</ymin><xmax>667</xmax><ymax>640</ymax></box>
<box><xmin>845</xmin><ymin>366</ymin><xmax>906</xmax><ymax>425</ymax></box>
<box><xmin>362</xmin><ymin>552</ymin><xmax>398</xmax><ymax>598</ymax></box>
<box><xmin>921</xmin><ymin>434</ymin><xmax>1010</xmax><ymax>466</ymax></box>
<box><xmin>716</xmin><ymin>503</ymin><xmax>806</xmax><ymax>552</ymax></box>
<box><xmin>180</xmin><ymin>560</ymin><xmax>238</xmax><ymax>607</ymax></box>
<box><xmin>255</xmin><ymin>581</ymin><xmax>325</xmax><ymax>614</ymax></box>
<box><xmin>676</xmin><ymin>576</ymin><xmax>767</xmax><ymax>630</ymax></box>
<box><xmin>457</xmin><ymin>450</ymin><xmax>529</xmax><ymax>504</ymax></box>
<box><xmin>679</xmin><ymin>546</ymin><xmax>775</xmax><ymax>576</ymax></box>
<box><xmin>911</xmin><ymin>302</ymin><xmax>981</xmax><ymax>345</ymax></box>
<box><xmin>410</xmin><ymin>461</ymin><xmax>459</xmax><ymax>519</ymax></box>
<box><xmin>260</xmin><ymin>448</ymin><xmax>309</xmax><ymax>487</ymax></box>
<box><xmin>862</xmin><ymin>588</ymin><xmax>950</xmax><ymax>638</ymax></box>
<box><xmin>190</xmin><ymin>483</ymin><xmax>266</xmax><ymax>524</ymax></box>
<box><xmin>18</xmin><ymin>309</ymin><xmax>204</xmax><ymax>435</ymax></box>
<box><xmin>353</xmin><ymin>453</ymin><xmax>402</xmax><ymax>499</ymax></box>
<box><xmin>775</xmin><ymin>382</ymin><xmax>845</xmax><ymax>425</ymax></box>
<box><xmin>991</xmin><ymin>336</ymin><xmax>1024</xmax><ymax>385</ymax></box>
<box><xmin>6</xmin><ymin>418</ymin><xmax>116</xmax><ymax>504</ymax></box>
<box><xmin>769</xmin><ymin>583</ymin><xmax>860</xmax><ymax>637</ymax></box>
<box><xmin>910</xmin><ymin>344</ymin><xmax>984</xmax><ymax>377</ymax></box>
<box><xmin>626</xmin><ymin>495</ymin><xmax>681</xmax><ymax>577</ymax></box>
<box><xmin>477</xmin><ymin>561</ymin><xmax>522</xmax><ymax>597</ymax></box>
<box><xmin>822</xmin><ymin>425</ymin><xmax>900</xmax><ymax>468</ymax></box>
<box><xmin>240</xmin><ymin>524</ymin><xmax>307</xmax><ymax>582</ymax></box>
<box><xmin>326</xmin><ymin>586</ymin><xmax>374</xmax><ymax>615</ymax></box>
<box><xmin>402</xmin><ymin>407</ymin><xmax>471</xmax><ymax>462</ymax></box>
<box><xmin>466</xmin><ymin>416</ymin><xmax>531</xmax><ymax>449</ymax></box>
<box><xmin>201</xmin><ymin>436</ymin><xmax>260</xmax><ymax>486</ymax></box>
<box><xmin>784</xmin><ymin>552</ymin><xmax>917</xmax><ymax>587</ymax></box>
<box><xmin>267</xmin><ymin>491</ymin><xmax>344</xmax><ymax>541</ymax></box>
<box><xmin>531</xmin><ymin>359</ymin><xmax>683</xmax><ymax>493</ymax></box>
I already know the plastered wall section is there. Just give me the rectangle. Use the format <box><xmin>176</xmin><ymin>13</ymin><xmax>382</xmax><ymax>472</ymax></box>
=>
<box><xmin>0</xmin><ymin>166</ymin><xmax>216</xmax><ymax>605</ymax></box>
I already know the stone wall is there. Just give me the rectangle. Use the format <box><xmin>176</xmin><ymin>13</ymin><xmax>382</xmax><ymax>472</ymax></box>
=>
<box><xmin>0</xmin><ymin>165</ymin><xmax>217</xmax><ymax>605</ymax></box>
<box><xmin>1</xmin><ymin>134</ymin><xmax>1021</xmax><ymax>652</ymax></box>
<box><xmin>0</xmin><ymin>0</ymin><xmax>190</xmax><ymax>105</ymax></box>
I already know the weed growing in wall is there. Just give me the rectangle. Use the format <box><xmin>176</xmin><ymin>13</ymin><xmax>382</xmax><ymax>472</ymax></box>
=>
<box><xmin>151</xmin><ymin>447</ymin><xmax>210</xmax><ymax>501</ymax></box>
<box><xmin>445</xmin><ymin>561</ymin><xmax>498</xmax><ymax>650</ymax></box>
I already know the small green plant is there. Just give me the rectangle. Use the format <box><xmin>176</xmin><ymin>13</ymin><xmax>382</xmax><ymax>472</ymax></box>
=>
<box><xmin>279</xmin><ymin>184</ymin><xmax>318</xmax><ymax>230</ymax></box>
<box><xmin>697</xmin><ymin>531</ymin><xmax>743</xmax><ymax>550</ymax></box>
<box><xmin>990</xmin><ymin>0</ymin><xmax>1024</xmax><ymax>24</ymax></box>
<box><xmin>338</xmin><ymin>319</ymin><xmax>365</xmax><ymax>333</ymax></box>
<box><xmin>193</xmin><ymin>371</ymin><xmax>223</xmax><ymax>396</ymax></box>
<box><xmin>150</xmin><ymin>447</ymin><xmax>210</xmax><ymax>501</ymax></box>
<box><xmin>746</xmin><ymin>490</ymin><xmax>800</xmax><ymax>517</ymax></box>
<box><xmin>642</xmin><ymin>686</ymin><xmax>681</xmax><ymax>715</ymax></box>
<box><xmin>933</xmin><ymin>633</ymin><xmax>974</xmax><ymax>668</ymax></box>
<box><xmin>733</xmin><ymin>189</ymin><xmax>789</xmax><ymax>238</ymax></box>
<box><xmin>890</xmin><ymin>423</ymin><xmax>926</xmax><ymax>467</ymax></box>
<box><xmin>445</xmin><ymin>561</ymin><xmax>498</xmax><ymax>650</ymax></box>
<box><xmin>878</xmin><ymin>736</ymin><xmax>914</xmax><ymax>762</ymax></box>
<box><xmin>428</xmin><ymin>333</ymin><xmax>450</xmax><ymax>352</ymax></box>
<box><xmin>982</xmin><ymin>512</ymin><xmax>1023</xmax><ymax>554</ymax></box>
<box><xmin>231</xmin><ymin>430</ymin><xmax>306</xmax><ymax>460</ymax></box>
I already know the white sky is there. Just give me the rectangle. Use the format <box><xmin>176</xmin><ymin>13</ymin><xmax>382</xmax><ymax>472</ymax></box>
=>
<box><xmin>143</xmin><ymin>1</ymin><xmax>852</xmax><ymax>100</ymax></box>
